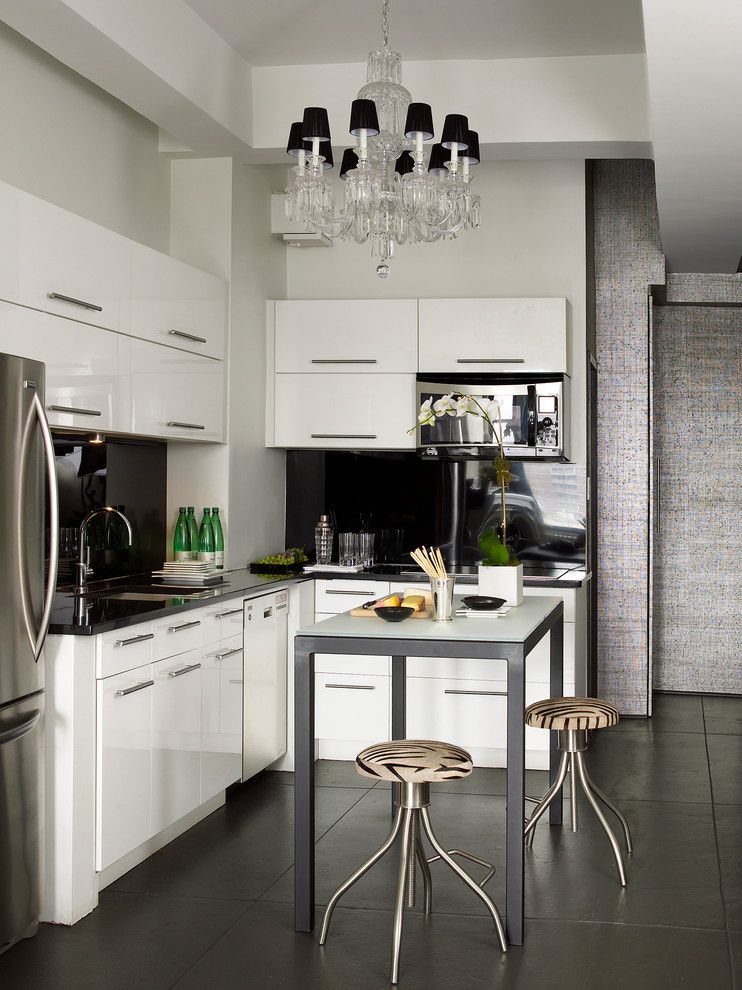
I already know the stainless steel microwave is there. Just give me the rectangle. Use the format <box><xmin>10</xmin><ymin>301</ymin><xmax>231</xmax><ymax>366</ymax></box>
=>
<box><xmin>416</xmin><ymin>373</ymin><xmax>570</xmax><ymax>461</ymax></box>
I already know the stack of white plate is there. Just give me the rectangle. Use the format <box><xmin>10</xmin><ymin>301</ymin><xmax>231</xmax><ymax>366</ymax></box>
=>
<box><xmin>152</xmin><ymin>562</ymin><xmax>224</xmax><ymax>587</ymax></box>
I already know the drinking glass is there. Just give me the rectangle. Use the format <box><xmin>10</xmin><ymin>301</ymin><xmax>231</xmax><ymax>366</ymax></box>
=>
<box><xmin>359</xmin><ymin>532</ymin><xmax>375</xmax><ymax>567</ymax></box>
<box><xmin>338</xmin><ymin>532</ymin><xmax>359</xmax><ymax>566</ymax></box>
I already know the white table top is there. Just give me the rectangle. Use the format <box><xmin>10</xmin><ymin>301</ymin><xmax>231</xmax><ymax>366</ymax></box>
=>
<box><xmin>297</xmin><ymin>595</ymin><xmax>562</xmax><ymax>644</ymax></box>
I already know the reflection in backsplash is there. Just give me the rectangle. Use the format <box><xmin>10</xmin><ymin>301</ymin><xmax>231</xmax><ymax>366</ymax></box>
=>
<box><xmin>285</xmin><ymin>450</ymin><xmax>586</xmax><ymax>567</ymax></box>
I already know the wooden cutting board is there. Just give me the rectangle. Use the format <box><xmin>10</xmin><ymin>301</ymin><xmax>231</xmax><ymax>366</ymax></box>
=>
<box><xmin>349</xmin><ymin>605</ymin><xmax>433</xmax><ymax>619</ymax></box>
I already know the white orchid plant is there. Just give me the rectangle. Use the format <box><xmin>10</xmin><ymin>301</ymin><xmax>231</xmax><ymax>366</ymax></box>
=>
<box><xmin>415</xmin><ymin>393</ymin><xmax>518</xmax><ymax>567</ymax></box>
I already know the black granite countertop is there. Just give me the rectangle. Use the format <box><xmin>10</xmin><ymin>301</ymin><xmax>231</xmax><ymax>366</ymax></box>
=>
<box><xmin>48</xmin><ymin>564</ymin><xmax>588</xmax><ymax>636</ymax></box>
<box><xmin>48</xmin><ymin>570</ymin><xmax>311</xmax><ymax>636</ymax></box>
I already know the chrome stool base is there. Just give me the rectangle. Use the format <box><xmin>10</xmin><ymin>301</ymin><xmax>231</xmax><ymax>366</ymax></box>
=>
<box><xmin>524</xmin><ymin>729</ymin><xmax>633</xmax><ymax>886</ymax></box>
<box><xmin>319</xmin><ymin>781</ymin><xmax>507</xmax><ymax>985</ymax></box>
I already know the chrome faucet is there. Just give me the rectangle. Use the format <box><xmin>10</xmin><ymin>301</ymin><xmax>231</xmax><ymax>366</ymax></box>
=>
<box><xmin>75</xmin><ymin>506</ymin><xmax>133</xmax><ymax>594</ymax></box>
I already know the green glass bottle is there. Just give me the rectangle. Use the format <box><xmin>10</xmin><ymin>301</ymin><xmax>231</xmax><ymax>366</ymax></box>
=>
<box><xmin>186</xmin><ymin>507</ymin><xmax>198</xmax><ymax>561</ymax></box>
<box><xmin>211</xmin><ymin>507</ymin><xmax>224</xmax><ymax>570</ymax></box>
<box><xmin>173</xmin><ymin>507</ymin><xmax>191</xmax><ymax>561</ymax></box>
<box><xmin>197</xmin><ymin>508</ymin><xmax>214</xmax><ymax>563</ymax></box>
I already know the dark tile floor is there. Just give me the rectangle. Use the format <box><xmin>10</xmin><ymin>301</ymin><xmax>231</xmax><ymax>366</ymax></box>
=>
<box><xmin>1</xmin><ymin>692</ymin><xmax>739</xmax><ymax>989</ymax></box>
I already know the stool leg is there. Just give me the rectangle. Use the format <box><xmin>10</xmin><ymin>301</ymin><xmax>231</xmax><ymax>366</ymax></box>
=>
<box><xmin>569</xmin><ymin>753</ymin><xmax>579</xmax><ymax>832</ymax></box>
<box><xmin>524</xmin><ymin>751</ymin><xmax>569</xmax><ymax>848</ymax></box>
<box><xmin>319</xmin><ymin>806</ymin><xmax>404</xmax><ymax>945</ymax></box>
<box><xmin>579</xmin><ymin>760</ymin><xmax>633</xmax><ymax>854</ymax></box>
<box><xmin>426</xmin><ymin>849</ymin><xmax>495</xmax><ymax>889</ymax></box>
<box><xmin>406</xmin><ymin>813</ymin><xmax>419</xmax><ymax>908</ymax></box>
<box><xmin>391</xmin><ymin>808</ymin><xmax>414</xmax><ymax>985</ymax></box>
<box><xmin>415</xmin><ymin>820</ymin><xmax>433</xmax><ymax>915</ymax></box>
<box><xmin>420</xmin><ymin>807</ymin><xmax>507</xmax><ymax>952</ymax></box>
<box><xmin>574</xmin><ymin>752</ymin><xmax>627</xmax><ymax>887</ymax></box>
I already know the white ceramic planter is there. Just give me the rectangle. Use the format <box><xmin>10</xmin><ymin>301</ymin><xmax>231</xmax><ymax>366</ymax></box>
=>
<box><xmin>478</xmin><ymin>563</ymin><xmax>524</xmax><ymax>606</ymax></box>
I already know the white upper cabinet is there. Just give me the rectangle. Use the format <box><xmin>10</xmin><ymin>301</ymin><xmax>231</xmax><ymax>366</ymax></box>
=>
<box><xmin>0</xmin><ymin>183</ymin><xmax>132</xmax><ymax>333</ymax></box>
<box><xmin>129</xmin><ymin>339</ymin><xmax>225</xmax><ymax>442</ymax></box>
<box><xmin>418</xmin><ymin>298</ymin><xmax>568</xmax><ymax>374</ymax></box>
<box><xmin>0</xmin><ymin>301</ymin><xmax>128</xmax><ymax>433</ymax></box>
<box><xmin>131</xmin><ymin>244</ymin><xmax>226</xmax><ymax>360</ymax></box>
<box><xmin>274</xmin><ymin>299</ymin><xmax>417</xmax><ymax>373</ymax></box>
<box><xmin>273</xmin><ymin>373</ymin><xmax>415</xmax><ymax>449</ymax></box>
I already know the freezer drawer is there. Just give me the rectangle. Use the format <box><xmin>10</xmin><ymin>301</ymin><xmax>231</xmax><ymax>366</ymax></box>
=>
<box><xmin>0</xmin><ymin>693</ymin><xmax>44</xmax><ymax>954</ymax></box>
<box><xmin>243</xmin><ymin>592</ymin><xmax>288</xmax><ymax>781</ymax></box>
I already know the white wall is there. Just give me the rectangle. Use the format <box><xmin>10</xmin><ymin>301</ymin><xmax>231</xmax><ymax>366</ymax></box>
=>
<box><xmin>0</xmin><ymin>21</ymin><xmax>170</xmax><ymax>252</ymax></box>
<box><xmin>286</xmin><ymin>159</ymin><xmax>587</xmax><ymax>460</ymax></box>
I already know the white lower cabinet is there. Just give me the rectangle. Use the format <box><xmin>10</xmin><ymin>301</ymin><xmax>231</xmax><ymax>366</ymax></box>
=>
<box><xmin>201</xmin><ymin>635</ymin><xmax>243</xmax><ymax>802</ymax></box>
<box><xmin>150</xmin><ymin>649</ymin><xmax>203</xmax><ymax>835</ymax></box>
<box><xmin>315</xmin><ymin>673</ymin><xmax>390</xmax><ymax>745</ymax></box>
<box><xmin>96</xmin><ymin>665</ymin><xmax>153</xmax><ymax>872</ymax></box>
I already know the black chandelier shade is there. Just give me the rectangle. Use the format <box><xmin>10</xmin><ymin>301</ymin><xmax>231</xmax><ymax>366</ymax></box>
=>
<box><xmin>320</xmin><ymin>143</ymin><xmax>334</xmax><ymax>169</ymax></box>
<box><xmin>404</xmin><ymin>102</ymin><xmax>434</xmax><ymax>140</ymax></box>
<box><xmin>339</xmin><ymin>148</ymin><xmax>360</xmax><ymax>179</ymax></box>
<box><xmin>394</xmin><ymin>150</ymin><xmax>415</xmax><ymax>176</ymax></box>
<box><xmin>302</xmin><ymin>106</ymin><xmax>331</xmax><ymax>142</ymax></box>
<box><xmin>286</xmin><ymin>121</ymin><xmax>304</xmax><ymax>157</ymax></box>
<box><xmin>463</xmin><ymin>129</ymin><xmax>480</xmax><ymax>164</ymax></box>
<box><xmin>349</xmin><ymin>98</ymin><xmax>380</xmax><ymax>136</ymax></box>
<box><xmin>441</xmin><ymin>113</ymin><xmax>469</xmax><ymax>151</ymax></box>
<box><xmin>427</xmin><ymin>142</ymin><xmax>451</xmax><ymax>175</ymax></box>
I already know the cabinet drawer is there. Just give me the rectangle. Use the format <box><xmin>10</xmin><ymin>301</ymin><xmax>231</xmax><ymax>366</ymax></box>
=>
<box><xmin>202</xmin><ymin>633</ymin><xmax>244</xmax><ymax>670</ymax></box>
<box><xmin>152</xmin><ymin>612</ymin><xmax>203</xmax><ymax>661</ymax></box>
<box><xmin>0</xmin><ymin>301</ymin><xmax>128</xmax><ymax>433</ymax></box>
<box><xmin>315</xmin><ymin>580</ymin><xmax>390</xmax><ymax>613</ymax></box>
<box><xmin>201</xmin><ymin>635</ymin><xmax>243</xmax><ymax>801</ymax></box>
<box><xmin>273</xmin><ymin>374</ymin><xmax>415</xmax><ymax>449</ymax></box>
<box><xmin>96</xmin><ymin>665</ymin><xmax>153</xmax><ymax>871</ymax></box>
<box><xmin>98</xmin><ymin>622</ymin><xmax>154</xmax><ymax>679</ymax></box>
<box><xmin>313</xmin><ymin>618</ymin><xmax>390</xmax><ymax>676</ymax></box>
<box><xmin>275</xmin><ymin>299</ymin><xmax>417</xmax><ymax>373</ymax></box>
<box><xmin>524</xmin><ymin>587</ymin><xmax>575</xmax><ymax>623</ymax></box>
<box><xmin>129</xmin><ymin>339</ymin><xmax>224</xmax><ymax>441</ymax></box>
<box><xmin>202</xmin><ymin>601</ymin><xmax>245</xmax><ymax>646</ymax></box>
<box><xmin>131</xmin><ymin>243</ymin><xmax>226</xmax><ymax>360</ymax></box>
<box><xmin>419</xmin><ymin>298</ymin><xmax>568</xmax><ymax>374</ymax></box>
<box><xmin>315</xmin><ymin>673</ymin><xmax>389</xmax><ymax>742</ymax></box>
<box><xmin>16</xmin><ymin>189</ymin><xmax>131</xmax><ymax>333</ymax></box>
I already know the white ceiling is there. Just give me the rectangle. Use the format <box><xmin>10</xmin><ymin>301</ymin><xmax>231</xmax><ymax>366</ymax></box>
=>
<box><xmin>183</xmin><ymin>0</ymin><xmax>646</xmax><ymax>66</ymax></box>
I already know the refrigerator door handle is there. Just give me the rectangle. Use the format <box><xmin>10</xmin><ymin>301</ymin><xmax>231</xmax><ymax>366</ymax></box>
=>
<box><xmin>0</xmin><ymin>708</ymin><xmax>42</xmax><ymax>746</ymax></box>
<box><xmin>18</xmin><ymin>390</ymin><xmax>59</xmax><ymax>662</ymax></box>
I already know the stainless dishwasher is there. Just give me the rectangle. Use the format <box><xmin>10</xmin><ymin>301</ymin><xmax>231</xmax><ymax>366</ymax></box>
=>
<box><xmin>242</xmin><ymin>590</ymin><xmax>288</xmax><ymax>781</ymax></box>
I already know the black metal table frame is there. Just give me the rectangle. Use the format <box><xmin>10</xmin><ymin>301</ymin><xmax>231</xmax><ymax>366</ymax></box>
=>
<box><xmin>293</xmin><ymin>600</ymin><xmax>564</xmax><ymax>946</ymax></box>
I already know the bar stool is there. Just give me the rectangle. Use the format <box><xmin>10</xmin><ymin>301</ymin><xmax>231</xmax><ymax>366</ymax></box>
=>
<box><xmin>524</xmin><ymin>697</ymin><xmax>633</xmax><ymax>885</ymax></box>
<box><xmin>319</xmin><ymin>739</ymin><xmax>507</xmax><ymax>984</ymax></box>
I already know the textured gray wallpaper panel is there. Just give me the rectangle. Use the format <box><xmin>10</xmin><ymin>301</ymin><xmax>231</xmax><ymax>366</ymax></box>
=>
<box><xmin>593</xmin><ymin>160</ymin><xmax>665</xmax><ymax>715</ymax></box>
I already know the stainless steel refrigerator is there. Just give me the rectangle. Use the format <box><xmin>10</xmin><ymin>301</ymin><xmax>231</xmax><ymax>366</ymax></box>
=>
<box><xmin>0</xmin><ymin>352</ymin><xmax>58</xmax><ymax>954</ymax></box>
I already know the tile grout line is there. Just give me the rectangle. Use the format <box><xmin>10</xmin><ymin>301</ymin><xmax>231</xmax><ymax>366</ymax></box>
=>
<box><xmin>166</xmin><ymin>899</ymin><xmax>259</xmax><ymax>990</ymax></box>
<box><xmin>702</xmin><ymin>696</ymin><xmax>735</xmax><ymax>986</ymax></box>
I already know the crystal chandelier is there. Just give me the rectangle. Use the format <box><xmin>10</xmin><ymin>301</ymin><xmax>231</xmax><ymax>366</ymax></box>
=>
<box><xmin>284</xmin><ymin>0</ymin><xmax>481</xmax><ymax>278</ymax></box>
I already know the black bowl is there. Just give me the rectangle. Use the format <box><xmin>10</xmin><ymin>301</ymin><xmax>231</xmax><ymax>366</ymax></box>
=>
<box><xmin>461</xmin><ymin>595</ymin><xmax>506</xmax><ymax>611</ymax></box>
<box><xmin>374</xmin><ymin>606</ymin><xmax>415</xmax><ymax>623</ymax></box>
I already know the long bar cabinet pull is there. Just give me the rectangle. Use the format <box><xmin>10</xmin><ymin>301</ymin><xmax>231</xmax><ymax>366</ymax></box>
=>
<box><xmin>47</xmin><ymin>405</ymin><xmax>102</xmax><ymax>417</ymax></box>
<box><xmin>444</xmin><ymin>688</ymin><xmax>508</xmax><ymax>697</ymax></box>
<box><xmin>167</xmin><ymin>620</ymin><xmax>201</xmax><ymax>633</ymax></box>
<box><xmin>115</xmin><ymin>679</ymin><xmax>155</xmax><ymax>697</ymax></box>
<box><xmin>168</xmin><ymin>663</ymin><xmax>202</xmax><ymax>678</ymax></box>
<box><xmin>310</xmin><ymin>359</ymin><xmax>377</xmax><ymax>365</ymax></box>
<box><xmin>456</xmin><ymin>358</ymin><xmax>525</xmax><ymax>364</ymax></box>
<box><xmin>215</xmin><ymin>647</ymin><xmax>243</xmax><ymax>660</ymax></box>
<box><xmin>168</xmin><ymin>330</ymin><xmax>208</xmax><ymax>344</ymax></box>
<box><xmin>167</xmin><ymin>421</ymin><xmax>206</xmax><ymax>430</ymax></box>
<box><xmin>114</xmin><ymin>633</ymin><xmax>155</xmax><ymax>648</ymax></box>
<box><xmin>310</xmin><ymin>434</ymin><xmax>377</xmax><ymax>440</ymax></box>
<box><xmin>214</xmin><ymin>607</ymin><xmax>243</xmax><ymax>619</ymax></box>
<box><xmin>325</xmin><ymin>683</ymin><xmax>376</xmax><ymax>691</ymax></box>
<box><xmin>48</xmin><ymin>291</ymin><xmax>103</xmax><ymax>312</ymax></box>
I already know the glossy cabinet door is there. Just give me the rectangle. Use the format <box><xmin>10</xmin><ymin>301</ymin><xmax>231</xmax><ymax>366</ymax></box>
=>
<box><xmin>150</xmin><ymin>649</ymin><xmax>203</xmax><ymax>835</ymax></box>
<box><xmin>131</xmin><ymin>244</ymin><xmax>226</xmax><ymax>360</ymax></box>
<box><xmin>315</xmin><ymin>672</ymin><xmax>390</xmax><ymax>744</ymax></box>
<box><xmin>274</xmin><ymin>299</ymin><xmax>418</xmax><ymax>373</ymax></box>
<box><xmin>201</xmin><ymin>635</ymin><xmax>243</xmax><ymax>801</ymax></box>
<box><xmin>418</xmin><ymin>298</ymin><xmax>568</xmax><ymax>374</ymax></box>
<box><xmin>0</xmin><ymin>301</ymin><xmax>128</xmax><ymax>433</ymax></box>
<box><xmin>273</xmin><ymin>373</ymin><xmax>415</xmax><ymax>449</ymax></box>
<box><xmin>129</xmin><ymin>338</ymin><xmax>225</xmax><ymax>442</ymax></box>
<box><xmin>10</xmin><ymin>184</ymin><xmax>131</xmax><ymax>332</ymax></box>
<box><xmin>96</xmin><ymin>665</ymin><xmax>153</xmax><ymax>871</ymax></box>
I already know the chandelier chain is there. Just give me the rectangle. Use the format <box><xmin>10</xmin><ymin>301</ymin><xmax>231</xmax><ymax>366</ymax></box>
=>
<box><xmin>382</xmin><ymin>0</ymin><xmax>390</xmax><ymax>47</ymax></box>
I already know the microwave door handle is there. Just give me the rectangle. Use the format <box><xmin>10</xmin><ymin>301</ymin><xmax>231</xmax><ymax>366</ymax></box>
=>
<box><xmin>527</xmin><ymin>384</ymin><xmax>537</xmax><ymax>447</ymax></box>
<box><xmin>18</xmin><ymin>390</ymin><xmax>59</xmax><ymax>661</ymax></box>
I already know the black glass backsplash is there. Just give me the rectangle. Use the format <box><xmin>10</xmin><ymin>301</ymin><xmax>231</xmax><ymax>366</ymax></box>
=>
<box><xmin>286</xmin><ymin>450</ymin><xmax>586</xmax><ymax>568</ymax></box>
<box><xmin>52</xmin><ymin>436</ymin><xmax>167</xmax><ymax>586</ymax></box>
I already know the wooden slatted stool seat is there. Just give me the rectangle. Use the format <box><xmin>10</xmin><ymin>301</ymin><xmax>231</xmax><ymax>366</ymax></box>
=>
<box><xmin>320</xmin><ymin>739</ymin><xmax>507</xmax><ymax>984</ymax></box>
<box><xmin>524</xmin><ymin>696</ymin><xmax>632</xmax><ymax>886</ymax></box>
